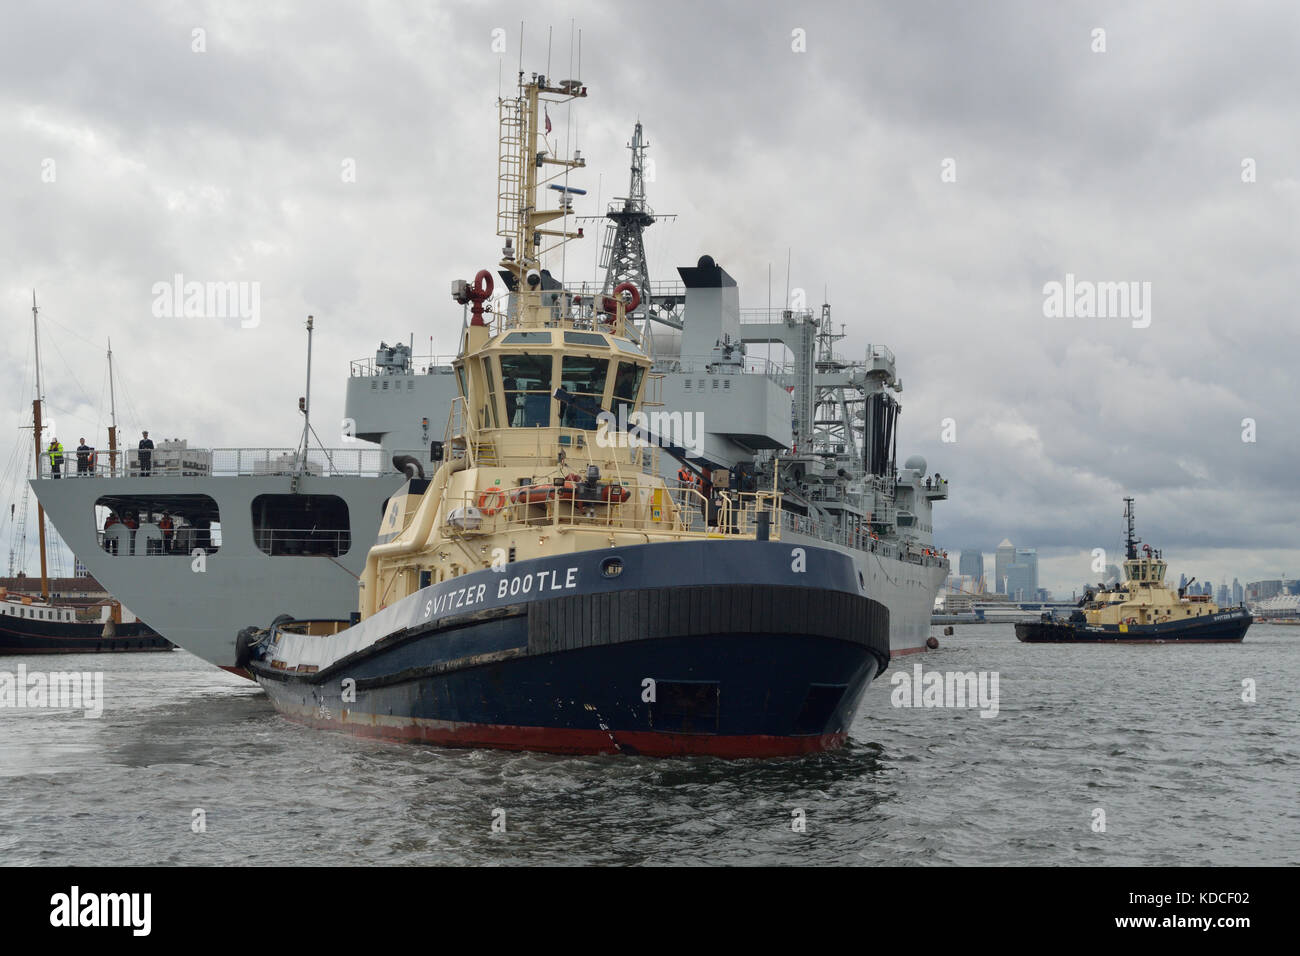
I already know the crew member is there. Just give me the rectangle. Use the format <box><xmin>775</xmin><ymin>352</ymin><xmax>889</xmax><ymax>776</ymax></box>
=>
<box><xmin>48</xmin><ymin>438</ymin><xmax>64</xmax><ymax>478</ymax></box>
<box><xmin>103</xmin><ymin>511</ymin><xmax>120</xmax><ymax>554</ymax></box>
<box><xmin>76</xmin><ymin>438</ymin><xmax>94</xmax><ymax>476</ymax></box>
<box><xmin>138</xmin><ymin>431</ymin><xmax>155</xmax><ymax>476</ymax></box>
<box><xmin>159</xmin><ymin>513</ymin><xmax>174</xmax><ymax>551</ymax></box>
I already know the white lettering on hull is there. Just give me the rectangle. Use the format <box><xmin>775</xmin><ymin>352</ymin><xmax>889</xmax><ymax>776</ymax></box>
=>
<box><xmin>497</xmin><ymin>567</ymin><xmax>580</xmax><ymax>600</ymax></box>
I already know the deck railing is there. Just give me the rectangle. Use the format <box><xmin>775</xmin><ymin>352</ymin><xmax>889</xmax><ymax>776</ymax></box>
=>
<box><xmin>436</xmin><ymin>479</ymin><xmax>783</xmax><ymax>541</ymax></box>
<box><xmin>38</xmin><ymin>448</ymin><xmax>430</xmax><ymax>480</ymax></box>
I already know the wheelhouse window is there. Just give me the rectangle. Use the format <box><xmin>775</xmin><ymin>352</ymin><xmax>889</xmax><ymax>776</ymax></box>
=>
<box><xmin>252</xmin><ymin>494</ymin><xmax>351</xmax><ymax>556</ymax></box>
<box><xmin>611</xmin><ymin>360</ymin><xmax>645</xmax><ymax>422</ymax></box>
<box><xmin>499</xmin><ymin>353</ymin><xmax>555</xmax><ymax>427</ymax></box>
<box><xmin>563</xmin><ymin>332</ymin><xmax>608</xmax><ymax>348</ymax></box>
<box><xmin>478</xmin><ymin>358</ymin><xmax>500</xmax><ymax>428</ymax></box>
<box><xmin>559</xmin><ymin>356</ymin><xmax>610</xmax><ymax>429</ymax></box>
<box><xmin>96</xmin><ymin>494</ymin><xmax>221</xmax><ymax>556</ymax></box>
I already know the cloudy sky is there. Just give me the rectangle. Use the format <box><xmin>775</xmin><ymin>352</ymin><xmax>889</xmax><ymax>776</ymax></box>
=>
<box><xmin>2</xmin><ymin>0</ymin><xmax>1296</xmax><ymax>596</ymax></box>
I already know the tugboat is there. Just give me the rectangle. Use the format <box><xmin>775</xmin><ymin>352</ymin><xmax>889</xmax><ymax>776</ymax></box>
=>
<box><xmin>1016</xmin><ymin>498</ymin><xmax>1251</xmax><ymax>644</ymax></box>
<box><xmin>237</xmin><ymin>72</ymin><xmax>893</xmax><ymax>757</ymax></box>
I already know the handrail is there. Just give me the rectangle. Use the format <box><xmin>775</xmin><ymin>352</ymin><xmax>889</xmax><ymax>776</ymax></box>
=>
<box><xmin>37</xmin><ymin>448</ymin><xmax>431</xmax><ymax>479</ymax></box>
<box><xmin>438</xmin><ymin>480</ymin><xmax>784</xmax><ymax>541</ymax></box>
<box><xmin>350</xmin><ymin>354</ymin><xmax>461</xmax><ymax>376</ymax></box>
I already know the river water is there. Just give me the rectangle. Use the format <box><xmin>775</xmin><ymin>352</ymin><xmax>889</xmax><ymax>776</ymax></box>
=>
<box><xmin>2</xmin><ymin>624</ymin><xmax>1295</xmax><ymax>865</ymax></box>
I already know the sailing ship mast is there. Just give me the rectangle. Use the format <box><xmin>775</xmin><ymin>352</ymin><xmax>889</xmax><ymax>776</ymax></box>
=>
<box><xmin>107</xmin><ymin>337</ymin><xmax>118</xmax><ymax>476</ymax></box>
<box><xmin>31</xmin><ymin>291</ymin><xmax>50</xmax><ymax>600</ymax></box>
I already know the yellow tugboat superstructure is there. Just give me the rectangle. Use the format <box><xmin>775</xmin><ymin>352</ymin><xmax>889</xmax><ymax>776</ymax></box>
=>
<box><xmin>358</xmin><ymin>73</ymin><xmax>782</xmax><ymax>620</ymax></box>
<box><xmin>1081</xmin><ymin>548</ymin><xmax>1218</xmax><ymax>628</ymax></box>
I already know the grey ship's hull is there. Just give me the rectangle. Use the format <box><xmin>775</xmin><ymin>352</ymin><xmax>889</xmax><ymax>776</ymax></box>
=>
<box><xmin>29</xmin><ymin>473</ymin><xmax>400</xmax><ymax>673</ymax></box>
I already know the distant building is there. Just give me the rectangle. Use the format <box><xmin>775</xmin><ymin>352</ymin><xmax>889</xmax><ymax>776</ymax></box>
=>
<box><xmin>1015</xmin><ymin>548</ymin><xmax>1039</xmax><ymax>595</ymax></box>
<box><xmin>1216</xmin><ymin>584</ymin><xmax>1229</xmax><ymax>605</ymax></box>
<box><xmin>1005</xmin><ymin>563</ymin><xmax>1035</xmax><ymax>602</ymax></box>
<box><xmin>959</xmin><ymin>550</ymin><xmax>985</xmax><ymax>589</ymax></box>
<box><xmin>1232</xmin><ymin>578</ymin><xmax>1243</xmax><ymax>605</ymax></box>
<box><xmin>995</xmin><ymin>539</ymin><xmax>1015</xmax><ymax>595</ymax></box>
<box><xmin>1178</xmin><ymin>573</ymin><xmax>1188</xmax><ymax>591</ymax></box>
<box><xmin>1247</xmin><ymin>580</ymin><xmax>1283</xmax><ymax>602</ymax></box>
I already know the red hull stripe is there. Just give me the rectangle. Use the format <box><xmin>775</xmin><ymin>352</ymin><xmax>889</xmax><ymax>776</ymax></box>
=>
<box><xmin>891</xmin><ymin>644</ymin><xmax>930</xmax><ymax>657</ymax></box>
<box><xmin>273</xmin><ymin>703</ymin><xmax>847</xmax><ymax>757</ymax></box>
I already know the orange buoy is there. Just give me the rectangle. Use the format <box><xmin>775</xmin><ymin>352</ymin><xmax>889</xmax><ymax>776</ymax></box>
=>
<box><xmin>477</xmin><ymin>488</ymin><xmax>506</xmax><ymax>515</ymax></box>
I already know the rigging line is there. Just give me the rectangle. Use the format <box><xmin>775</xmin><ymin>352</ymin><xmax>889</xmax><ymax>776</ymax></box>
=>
<box><xmin>112</xmin><ymin>365</ymin><xmax>143</xmax><ymax>435</ymax></box>
<box><xmin>37</xmin><ymin>310</ymin><xmax>105</xmax><ymax>352</ymax></box>
<box><xmin>43</xmin><ymin>333</ymin><xmax>98</xmax><ymax>418</ymax></box>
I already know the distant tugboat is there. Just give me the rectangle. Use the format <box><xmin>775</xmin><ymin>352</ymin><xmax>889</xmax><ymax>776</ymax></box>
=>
<box><xmin>1016</xmin><ymin>498</ymin><xmax>1251</xmax><ymax>644</ymax></box>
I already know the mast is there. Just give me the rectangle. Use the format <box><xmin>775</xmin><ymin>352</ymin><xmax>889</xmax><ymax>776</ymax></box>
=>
<box><xmin>32</xmin><ymin>292</ymin><xmax>49</xmax><ymax>600</ymax></box>
<box><xmin>107</xmin><ymin>337</ymin><xmax>118</xmax><ymax>476</ymax></box>
<box><xmin>495</xmin><ymin>72</ymin><xmax>588</xmax><ymax>326</ymax></box>
<box><xmin>1123</xmin><ymin>496</ymin><xmax>1139</xmax><ymax>561</ymax></box>
<box><xmin>295</xmin><ymin>315</ymin><xmax>314</xmax><ymax>483</ymax></box>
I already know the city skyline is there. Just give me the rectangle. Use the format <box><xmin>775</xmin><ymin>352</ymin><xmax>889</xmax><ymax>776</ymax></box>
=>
<box><xmin>958</xmin><ymin>538</ymin><xmax>1278</xmax><ymax>602</ymax></box>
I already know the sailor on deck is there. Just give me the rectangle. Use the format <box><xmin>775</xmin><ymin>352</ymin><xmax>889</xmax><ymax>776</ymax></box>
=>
<box><xmin>48</xmin><ymin>439</ymin><xmax>64</xmax><ymax>478</ymax></box>
<box><xmin>138</xmin><ymin>431</ymin><xmax>154</xmax><ymax>476</ymax></box>
<box><xmin>76</xmin><ymin>438</ymin><xmax>94</xmax><ymax>476</ymax></box>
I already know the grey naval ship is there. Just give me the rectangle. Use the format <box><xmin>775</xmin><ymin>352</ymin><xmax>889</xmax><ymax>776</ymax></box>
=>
<box><xmin>31</xmin><ymin>82</ymin><xmax>949</xmax><ymax>681</ymax></box>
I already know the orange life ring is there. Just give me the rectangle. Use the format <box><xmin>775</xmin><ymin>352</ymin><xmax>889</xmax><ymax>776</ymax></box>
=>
<box><xmin>477</xmin><ymin>488</ymin><xmax>506</xmax><ymax>515</ymax></box>
<box><xmin>613</xmin><ymin>282</ymin><xmax>640</xmax><ymax>312</ymax></box>
<box><xmin>599</xmin><ymin>282</ymin><xmax>641</xmax><ymax>321</ymax></box>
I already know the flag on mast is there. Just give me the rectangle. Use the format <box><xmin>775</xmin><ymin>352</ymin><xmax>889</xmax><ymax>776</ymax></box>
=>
<box><xmin>544</xmin><ymin>108</ymin><xmax>552</xmax><ymax>134</ymax></box>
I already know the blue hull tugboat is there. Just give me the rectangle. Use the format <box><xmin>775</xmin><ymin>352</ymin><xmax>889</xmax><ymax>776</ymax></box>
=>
<box><xmin>238</xmin><ymin>72</ymin><xmax>891</xmax><ymax>757</ymax></box>
<box><xmin>1016</xmin><ymin>498</ymin><xmax>1251</xmax><ymax>645</ymax></box>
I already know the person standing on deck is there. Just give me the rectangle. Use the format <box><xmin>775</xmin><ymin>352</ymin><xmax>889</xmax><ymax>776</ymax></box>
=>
<box><xmin>76</xmin><ymin>438</ymin><xmax>94</xmax><ymax>476</ymax></box>
<box><xmin>138</xmin><ymin>431</ymin><xmax>154</xmax><ymax>476</ymax></box>
<box><xmin>48</xmin><ymin>438</ymin><xmax>64</xmax><ymax>478</ymax></box>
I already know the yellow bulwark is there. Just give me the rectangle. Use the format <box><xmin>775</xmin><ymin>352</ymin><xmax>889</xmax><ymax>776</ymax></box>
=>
<box><xmin>357</xmin><ymin>73</ymin><xmax>783</xmax><ymax>617</ymax></box>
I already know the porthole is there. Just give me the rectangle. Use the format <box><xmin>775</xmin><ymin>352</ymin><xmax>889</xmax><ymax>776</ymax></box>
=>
<box><xmin>601</xmin><ymin>557</ymin><xmax>624</xmax><ymax>578</ymax></box>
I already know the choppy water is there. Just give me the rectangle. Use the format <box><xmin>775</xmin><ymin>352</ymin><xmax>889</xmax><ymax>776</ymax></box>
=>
<box><xmin>2</xmin><ymin>624</ymin><xmax>1296</xmax><ymax>865</ymax></box>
